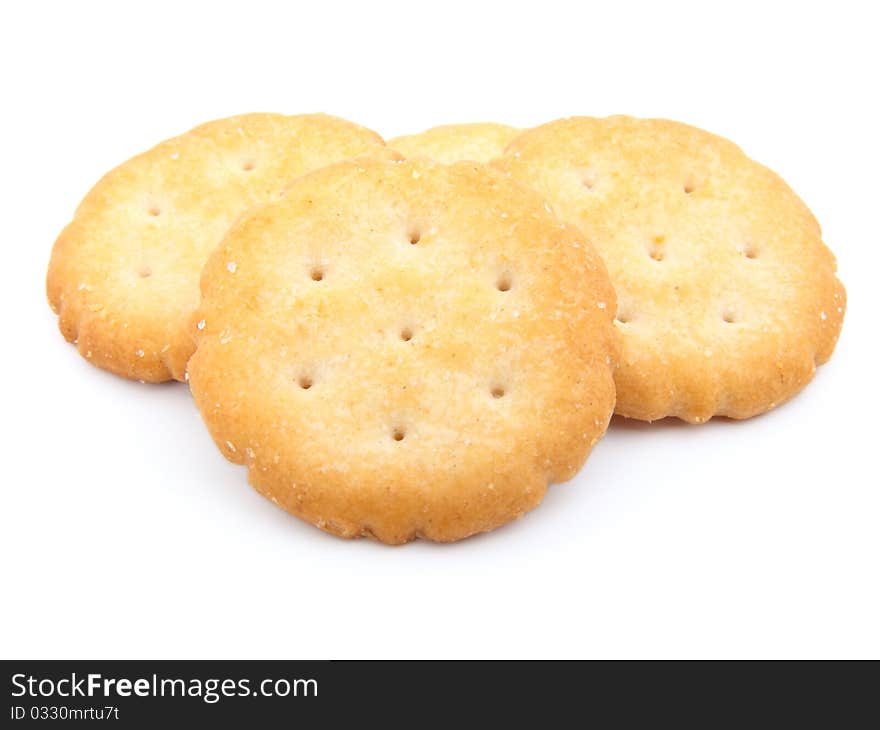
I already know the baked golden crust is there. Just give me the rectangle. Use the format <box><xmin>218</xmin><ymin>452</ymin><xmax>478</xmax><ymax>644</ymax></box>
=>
<box><xmin>495</xmin><ymin>116</ymin><xmax>846</xmax><ymax>422</ymax></box>
<box><xmin>389</xmin><ymin>123</ymin><xmax>519</xmax><ymax>164</ymax></box>
<box><xmin>188</xmin><ymin>158</ymin><xmax>619</xmax><ymax>543</ymax></box>
<box><xmin>46</xmin><ymin>113</ymin><xmax>387</xmax><ymax>382</ymax></box>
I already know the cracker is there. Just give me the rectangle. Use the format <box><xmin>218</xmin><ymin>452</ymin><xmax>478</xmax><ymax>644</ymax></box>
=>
<box><xmin>46</xmin><ymin>113</ymin><xmax>387</xmax><ymax>382</ymax></box>
<box><xmin>389</xmin><ymin>123</ymin><xmax>519</xmax><ymax>164</ymax></box>
<box><xmin>495</xmin><ymin>116</ymin><xmax>846</xmax><ymax>423</ymax></box>
<box><xmin>188</xmin><ymin>158</ymin><xmax>619</xmax><ymax>543</ymax></box>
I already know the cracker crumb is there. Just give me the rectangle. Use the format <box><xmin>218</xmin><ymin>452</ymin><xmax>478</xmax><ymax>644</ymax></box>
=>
<box><xmin>225</xmin><ymin>440</ymin><xmax>236</xmax><ymax>453</ymax></box>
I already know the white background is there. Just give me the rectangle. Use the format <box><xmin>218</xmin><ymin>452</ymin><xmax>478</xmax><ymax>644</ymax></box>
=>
<box><xmin>2</xmin><ymin>1</ymin><xmax>878</xmax><ymax>659</ymax></box>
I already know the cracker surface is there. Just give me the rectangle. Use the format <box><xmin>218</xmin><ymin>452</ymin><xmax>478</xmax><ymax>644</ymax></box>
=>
<box><xmin>495</xmin><ymin>116</ymin><xmax>846</xmax><ymax>422</ymax></box>
<box><xmin>188</xmin><ymin>158</ymin><xmax>619</xmax><ymax>543</ymax></box>
<box><xmin>47</xmin><ymin>113</ymin><xmax>386</xmax><ymax>381</ymax></box>
<box><xmin>389</xmin><ymin>123</ymin><xmax>519</xmax><ymax>164</ymax></box>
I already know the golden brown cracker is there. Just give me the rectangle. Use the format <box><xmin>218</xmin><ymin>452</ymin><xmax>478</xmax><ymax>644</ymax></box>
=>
<box><xmin>389</xmin><ymin>123</ymin><xmax>519</xmax><ymax>164</ymax></box>
<box><xmin>188</xmin><ymin>158</ymin><xmax>619</xmax><ymax>543</ymax></box>
<box><xmin>495</xmin><ymin>116</ymin><xmax>846</xmax><ymax>422</ymax></box>
<box><xmin>47</xmin><ymin>113</ymin><xmax>387</xmax><ymax>382</ymax></box>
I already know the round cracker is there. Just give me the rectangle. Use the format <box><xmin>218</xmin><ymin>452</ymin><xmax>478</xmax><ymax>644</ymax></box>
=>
<box><xmin>389</xmin><ymin>122</ymin><xmax>519</xmax><ymax>164</ymax></box>
<box><xmin>188</xmin><ymin>158</ymin><xmax>619</xmax><ymax>544</ymax></box>
<box><xmin>495</xmin><ymin>116</ymin><xmax>846</xmax><ymax>423</ymax></box>
<box><xmin>47</xmin><ymin>113</ymin><xmax>387</xmax><ymax>382</ymax></box>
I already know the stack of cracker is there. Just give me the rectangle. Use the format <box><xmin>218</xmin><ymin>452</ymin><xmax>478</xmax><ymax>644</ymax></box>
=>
<box><xmin>47</xmin><ymin>113</ymin><xmax>845</xmax><ymax>543</ymax></box>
